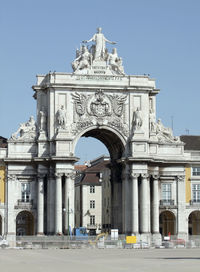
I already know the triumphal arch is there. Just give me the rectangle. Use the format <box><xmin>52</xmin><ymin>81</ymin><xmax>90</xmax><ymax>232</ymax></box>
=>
<box><xmin>5</xmin><ymin>28</ymin><xmax>188</xmax><ymax>242</ymax></box>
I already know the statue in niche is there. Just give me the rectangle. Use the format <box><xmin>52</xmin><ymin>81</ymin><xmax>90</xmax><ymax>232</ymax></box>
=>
<box><xmin>83</xmin><ymin>27</ymin><xmax>116</xmax><ymax>60</ymax></box>
<box><xmin>57</xmin><ymin>105</ymin><xmax>66</xmax><ymax>129</ymax></box>
<box><xmin>132</xmin><ymin>107</ymin><xmax>142</xmax><ymax>130</ymax></box>
<box><xmin>39</xmin><ymin>106</ymin><xmax>47</xmax><ymax>131</ymax></box>
<box><xmin>71</xmin><ymin>45</ymin><xmax>92</xmax><ymax>72</ymax></box>
<box><xmin>149</xmin><ymin>109</ymin><xmax>156</xmax><ymax>132</ymax></box>
<box><xmin>11</xmin><ymin>116</ymin><xmax>37</xmax><ymax>140</ymax></box>
<box><xmin>107</xmin><ymin>48</ymin><xmax>125</xmax><ymax>75</ymax></box>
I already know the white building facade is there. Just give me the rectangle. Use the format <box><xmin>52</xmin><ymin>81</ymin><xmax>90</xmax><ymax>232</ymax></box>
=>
<box><xmin>0</xmin><ymin>28</ymin><xmax>200</xmax><ymax>244</ymax></box>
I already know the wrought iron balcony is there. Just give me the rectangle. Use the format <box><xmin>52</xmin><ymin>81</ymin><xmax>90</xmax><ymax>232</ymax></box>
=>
<box><xmin>160</xmin><ymin>199</ymin><xmax>174</xmax><ymax>206</ymax></box>
<box><xmin>15</xmin><ymin>199</ymin><xmax>34</xmax><ymax>209</ymax></box>
<box><xmin>190</xmin><ymin>200</ymin><xmax>200</xmax><ymax>205</ymax></box>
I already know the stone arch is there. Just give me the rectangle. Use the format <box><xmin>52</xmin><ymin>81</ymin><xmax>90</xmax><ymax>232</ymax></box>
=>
<box><xmin>73</xmin><ymin>125</ymin><xmax>126</xmax><ymax>160</ymax></box>
<box><xmin>188</xmin><ymin>210</ymin><xmax>200</xmax><ymax>235</ymax></box>
<box><xmin>74</xmin><ymin>126</ymin><xmax>126</xmax><ymax>233</ymax></box>
<box><xmin>159</xmin><ymin>210</ymin><xmax>176</xmax><ymax>236</ymax></box>
<box><xmin>16</xmin><ymin>211</ymin><xmax>34</xmax><ymax>236</ymax></box>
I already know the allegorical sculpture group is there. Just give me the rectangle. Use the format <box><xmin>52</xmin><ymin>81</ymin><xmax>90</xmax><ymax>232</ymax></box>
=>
<box><xmin>71</xmin><ymin>27</ymin><xmax>124</xmax><ymax>75</ymax></box>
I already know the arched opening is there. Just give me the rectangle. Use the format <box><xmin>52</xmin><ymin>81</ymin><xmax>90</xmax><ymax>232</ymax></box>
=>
<box><xmin>74</xmin><ymin>127</ymin><xmax>125</xmax><ymax>233</ymax></box>
<box><xmin>16</xmin><ymin>211</ymin><xmax>34</xmax><ymax>236</ymax></box>
<box><xmin>188</xmin><ymin>211</ymin><xmax>200</xmax><ymax>235</ymax></box>
<box><xmin>0</xmin><ymin>215</ymin><xmax>2</xmax><ymax>235</ymax></box>
<box><xmin>159</xmin><ymin>211</ymin><xmax>176</xmax><ymax>236</ymax></box>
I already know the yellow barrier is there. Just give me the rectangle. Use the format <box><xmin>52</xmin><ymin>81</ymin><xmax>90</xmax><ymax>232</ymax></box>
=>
<box><xmin>126</xmin><ymin>236</ymin><xmax>137</xmax><ymax>244</ymax></box>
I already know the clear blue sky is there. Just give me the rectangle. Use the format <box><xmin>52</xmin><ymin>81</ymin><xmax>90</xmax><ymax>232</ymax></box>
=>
<box><xmin>1</xmin><ymin>0</ymin><xmax>200</xmax><ymax>163</ymax></box>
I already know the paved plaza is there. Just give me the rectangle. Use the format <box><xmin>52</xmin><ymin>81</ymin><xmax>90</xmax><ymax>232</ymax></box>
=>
<box><xmin>0</xmin><ymin>248</ymin><xmax>200</xmax><ymax>272</ymax></box>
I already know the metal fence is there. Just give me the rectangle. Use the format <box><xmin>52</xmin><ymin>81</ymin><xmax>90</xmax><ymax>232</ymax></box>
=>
<box><xmin>14</xmin><ymin>235</ymin><xmax>200</xmax><ymax>249</ymax></box>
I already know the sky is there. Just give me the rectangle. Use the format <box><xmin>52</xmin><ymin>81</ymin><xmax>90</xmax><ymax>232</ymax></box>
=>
<box><xmin>1</xmin><ymin>0</ymin><xmax>200</xmax><ymax>163</ymax></box>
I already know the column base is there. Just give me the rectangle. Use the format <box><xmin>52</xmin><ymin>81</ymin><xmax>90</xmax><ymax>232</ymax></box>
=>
<box><xmin>56</xmin><ymin>232</ymin><xmax>63</xmax><ymax>236</ymax></box>
<box><xmin>139</xmin><ymin>233</ymin><xmax>151</xmax><ymax>244</ymax></box>
<box><xmin>6</xmin><ymin>234</ymin><xmax>16</xmax><ymax>248</ymax></box>
<box><xmin>152</xmin><ymin>233</ymin><xmax>162</xmax><ymax>247</ymax></box>
<box><xmin>37</xmin><ymin>232</ymin><xmax>44</xmax><ymax>236</ymax></box>
<box><xmin>177</xmin><ymin>232</ymin><xmax>187</xmax><ymax>241</ymax></box>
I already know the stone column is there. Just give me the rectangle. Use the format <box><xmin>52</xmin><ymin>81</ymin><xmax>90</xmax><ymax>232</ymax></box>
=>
<box><xmin>177</xmin><ymin>175</ymin><xmax>187</xmax><ymax>239</ymax></box>
<box><xmin>64</xmin><ymin>172</ymin><xmax>75</xmax><ymax>234</ymax></box>
<box><xmin>152</xmin><ymin>175</ymin><xmax>159</xmax><ymax>234</ymax></box>
<box><xmin>55</xmin><ymin>173</ymin><xmax>62</xmax><ymax>235</ymax></box>
<box><xmin>37</xmin><ymin>174</ymin><xmax>44</xmax><ymax>235</ymax></box>
<box><xmin>122</xmin><ymin>166</ymin><xmax>131</xmax><ymax>233</ymax></box>
<box><xmin>47</xmin><ymin>168</ymin><xmax>55</xmax><ymax>234</ymax></box>
<box><xmin>64</xmin><ymin>173</ymin><xmax>70</xmax><ymax>234</ymax></box>
<box><xmin>131</xmin><ymin>173</ymin><xmax>139</xmax><ymax>234</ymax></box>
<box><xmin>140</xmin><ymin>174</ymin><xmax>149</xmax><ymax>233</ymax></box>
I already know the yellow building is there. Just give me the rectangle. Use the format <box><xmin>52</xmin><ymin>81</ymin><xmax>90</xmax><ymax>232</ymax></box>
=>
<box><xmin>0</xmin><ymin>136</ymin><xmax>7</xmax><ymax>235</ymax></box>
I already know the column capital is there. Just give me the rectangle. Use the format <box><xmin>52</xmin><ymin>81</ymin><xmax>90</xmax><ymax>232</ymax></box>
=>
<box><xmin>130</xmin><ymin>172</ymin><xmax>140</xmax><ymax>179</ymax></box>
<box><xmin>141</xmin><ymin>173</ymin><xmax>149</xmax><ymax>179</ymax></box>
<box><xmin>177</xmin><ymin>175</ymin><xmax>185</xmax><ymax>182</ymax></box>
<box><xmin>37</xmin><ymin>174</ymin><xmax>46</xmax><ymax>179</ymax></box>
<box><xmin>7</xmin><ymin>174</ymin><xmax>17</xmax><ymax>181</ymax></box>
<box><xmin>152</xmin><ymin>174</ymin><xmax>159</xmax><ymax>180</ymax></box>
<box><xmin>65</xmin><ymin>171</ymin><xmax>76</xmax><ymax>180</ymax></box>
<box><xmin>55</xmin><ymin>173</ymin><xmax>63</xmax><ymax>178</ymax></box>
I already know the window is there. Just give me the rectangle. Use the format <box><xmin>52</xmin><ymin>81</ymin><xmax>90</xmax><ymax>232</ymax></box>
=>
<box><xmin>192</xmin><ymin>167</ymin><xmax>200</xmax><ymax>176</ymax></box>
<box><xmin>90</xmin><ymin>185</ymin><xmax>95</xmax><ymax>193</ymax></box>
<box><xmin>21</xmin><ymin>183</ymin><xmax>30</xmax><ymax>202</ymax></box>
<box><xmin>90</xmin><ymin>215</ymin><xmax>95</xmax><ymax>225</ymax></box>
<box><xmin>192</xmin><ymin>184</ymin><xmax>200</xmax><ymax>202</ymax></box>
<box><xmin>90</xmin><ymin>200</ymin><xmax>95</xmax><ymax>209</ymax></box>
<box><xmin>161</xmin><ymin>183</ymin><xmax>171</xmax><ymax>201</ymax></box>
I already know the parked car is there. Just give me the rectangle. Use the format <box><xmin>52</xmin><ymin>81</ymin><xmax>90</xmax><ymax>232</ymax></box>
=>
<box><xmin>0</xmin><ymin>236</ymin><xmax>9</xmax><ymax>249</ymax></box>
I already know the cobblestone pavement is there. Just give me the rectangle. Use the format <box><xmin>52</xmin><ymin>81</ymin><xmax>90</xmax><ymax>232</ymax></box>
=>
<box><xmin>0</xmin><ymin>248</ymin><xmax>200</xmax><ymax>272</ymax></box>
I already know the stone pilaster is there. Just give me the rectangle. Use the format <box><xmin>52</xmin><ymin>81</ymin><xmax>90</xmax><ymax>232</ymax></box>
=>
<box><xmin>152</xmin><ymin>175</ymin><xmax>159</xmax><ymax>234</ymax></box>
<box><xmin>47</xmin><ymin>168</ymin><xmax>55</xmax><ymax>234</ymax></box>
<box><xmin>131</xmin><ymin>173</ymin><xmax>139</xmax><ymax>235</ymax></box>
<box><xmin>140</xmin><ymin>174</ymin><xmax>149</xmax><ymax>233</ymax></box>
<box><xmin>122</xmin><ymin>167</ymin><xmax>131</xmax><ymax>234</ymax></box>
<box><xmin>55</xmin><ymin>173</ymin><xmax>62</xmax><ymax>235</ymax></box>
<box><xmin>37</xmin><ymin>174</ymin><xmax>44</xmax><ymax>235</ymax></box>
<box><xmin>177</xmin><ymin>175</ymin><xmax>187</xmax><ymax>239</ymax></box>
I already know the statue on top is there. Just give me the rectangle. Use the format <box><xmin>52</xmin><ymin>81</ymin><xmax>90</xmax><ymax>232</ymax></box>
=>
<box><xmin>83</xmin><ymin>27</ymin><xmax>116</xmax><ymax>60</ymax></box>
<box><xmin>71</xmin><ymin>27</ymin><xmax>125</xmax><ymax>75</ymax></box>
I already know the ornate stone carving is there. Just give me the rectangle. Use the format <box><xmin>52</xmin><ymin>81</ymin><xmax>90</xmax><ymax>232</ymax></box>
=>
<box><xmin>71</xmin><ymin>90</ymin><xmax>128</xmax><ymax>136</ymax></box>
<box><xmin>132</xmin><ymin>108</ymin><xmax>142</xmax><ymax>130</ymax></box>
<box><xmin>7</xmin><ymin>174</ymin><xmax>17</xmax><ymax>181</ymax></box>
<box><xmin>177</xmin><ymin>175</ymin><xmax>185</xmax><ymax>182</ymax></box>
<box><xmin>155</xmin><ymin>119</ymin><xmax>181</xmax><ymax>143</ymax></box>
<box><xmin>71</xmin><ymin>45</ymin><xmax>92</xmax><ymax>72</ymax></box>
<box><xmin>71</xmin><ymin>92</ymin><xmax>86</xmax><ymax>116</ymax></box>
<box><xmin>10</xmin><ymin>116</ymin><xmax>37</xmax><ymax>141</ymax></box>
<box><xmin>109</xmin><ymin>94</ymin><xmax>127</xmax><ymax>117</ymax></box>
<box><xmin>107</xmin><ymin>48</ymin><xmax>125</xmax><ymax>75</ymax></box>
<box><xmin>107</xmin><ymin>118</ymin><xmax>129</xmax><ymax>136</ymax></box>
<box><xmin>131</xmin><ymin>173</ymin><xmax>140</xmax><ymax>179</ymax></box>
<box><xmin>71</xmin><ymin>28</ymin><xmax>125</xmax><ymax>76</ymax></box>
<box><xmin>141</xmin><ymin>173</ymin><xmax>149</xmax><ymax>179</ymax></box>
<box><xmin>152</xmin><ymin>174</ymin><xmax>159</xmax><ymax>180</ymax></box>
<box><xmin>88</xmin><ymin>90</ymin><xmax>111</xmax><ymax>117</ymax></box>
<box><xmin>55</xmin><ymin>173</ymin><xmax>63</xmax><ymax>178</ymax></box>
<box><xmin>56</xmin><ymin>105</ymin><xmax>66</xmax><ymax>129</ymax></box>
<box><xmin>65</xmin><ymin>172</ymin><xmax>76</xmax><ymax>180</ymax></box>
